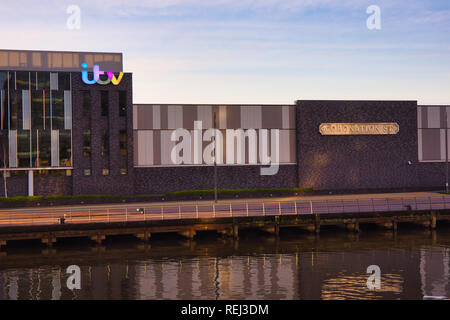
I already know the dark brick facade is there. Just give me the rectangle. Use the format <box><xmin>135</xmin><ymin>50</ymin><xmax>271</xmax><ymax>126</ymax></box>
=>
<box><xmin>134</xmin><ymin>165</ymin><xmax>298</xmax><ymax>194</ymax></box>
<box><xmin>71</xmin><ymin>72</ymin><xmax>135</xmax><ymax>195</ymax></box>
<box><xmin>295</xmin><ymin>100</ymin><xmax>446</xmax><ymax>191</ymax></box>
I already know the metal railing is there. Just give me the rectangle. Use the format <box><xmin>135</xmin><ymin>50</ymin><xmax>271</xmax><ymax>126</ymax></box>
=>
<box><xmin>0</xmin><ymin>195</ymin><xmax>449</xmax><ymax>227</ymax></box>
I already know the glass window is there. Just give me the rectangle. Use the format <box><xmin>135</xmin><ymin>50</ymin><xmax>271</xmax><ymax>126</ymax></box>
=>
<box><xmin>102</xmin><ymin>168</ymin><xmax>109</xmax><ymax>176</ymax></box>
<box><xmin>101</xmin><ymin>130</ymin><xmax>109</xmax><ymax>156</ymax></box>
<box><xmin>83</xmin><ymin>169</ymin><xmax>91</xmax><ymax>176</ymax></box>
<box><xmin>38</xmin><ymin>130</ymin><xmax>51</xmax><ymax>167</ymax></box>
<box><xmin>119</xmin><ymin>130</ymin><xmax>127</xmax><ymax>156</ymax></box>
<box><xmin>83</xmin><ymin>130</ymin><xmax>91</xmax><ymax>157</ymax></box>
<box><xmin>59</xmin><ymin>130</ymin><xmax>71</xmax><ymax>167</ymax></box>
<box><xmin>9</xmin><ymin>90</ymin><xmax>20</xmax><ymax>130</ymax></box>
<box><xmin>58</xmin><ymin>73</ymin><xmax>70</xmax><ymax>91</ymax></box>
<box><xmin>119</xmin><ymin>91</ymin><xmax>127</xmax><ymax>117</ymax></box>
<box><xmin>120</xmin><ymin>168</ymin><xmax>127</xmax><ymax>175</ymax></box>
<box><xmin>17</xmin><ymin>130</ymin><xmax>30</xmax><ymax>168</ymax></box>
<box><xmin>43</xmin><ymin>90</ymin><xmax>50</xmax><ymax>130</ymax></box>
<box><xmin>51</xmin><ymin>91</ymin><xmax>64</xmax><ymax>130</ymax></box>
<box><xmin>0</xmin><ymin>72</ymin><xmax>8</xmax><ymax>130</ymax></box>
<box><xmin>37</xmin><ymin>72</ymin><xmax>50</xmax><ymax>91</ymax></box>
<box><xmin>16</xmin><ymin>72</ymin><xmax>29</xmax><ymax>90</ymax></box>
<box><xmin>101</xmin><ymin>91</ymin><xmax>108</xmax><ymax>116</ymax></box>
<box><xmin>31</xmin><ymin>90</ymin><xmax>44</xmax><ymax>130</ymax></box>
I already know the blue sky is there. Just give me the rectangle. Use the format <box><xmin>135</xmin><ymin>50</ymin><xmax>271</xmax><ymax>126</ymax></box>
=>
<box><xmin>1</xmin><ymin>0</ymin><xmax>449</xmax><ymax>104</ymax></box>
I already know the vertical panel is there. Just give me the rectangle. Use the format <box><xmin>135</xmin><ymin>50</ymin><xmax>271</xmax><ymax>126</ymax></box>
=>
<box><xmin>226</xmin><ymin>106</ymin><xmax>241</xmax><ymax>129</ymax></box>
<box><xmin>197</xmin><ymin>106</ymin><xmax>212</xmax><ymax>128</ymax></box>
<box><xmin>137</xmin><ymin>130</ymin><xmax>153</xmax><ymax>166</ymax></box>
<box><xmin>417</xmin><ymin>107</ymin><xmax>422</xmax><ymax>129</ymax></box>
<box><xmin>249</xmin><ymin>106</ymin><xmax>262</xmax><ymax>129</ymax></box>
<box><xmin>418</xmin><ymin>129</ymin><xmax>423</xmax><ymax>161</ymax></box>
<box><xmin>51</xmin><ymin>129</ymin><xmax>59</xmax><ymax>167</ymax></box>
<box><xmin>64</xmin><ymin>90</ymin><xmax>72</xmax><ymax>130</ymax></box>
<box><xmin>240</xmin><ymin>106</ymin><xmax>249</xmax><ymax>129</ymax></box>
<box><xmin>152</xmin><ymin>105</ymin><xmax>161</xmax><ymax>129</ymax></box>
<box><xmin>160</xmin><ymin>130</ymin><xmax>176</xmax><ymax>165</ymax></box>
<box><xmin>282</xmin><ymin>106</ymin><xmax>290</xmax><ymax>129</ymax></box>
<box><xmin>219</xmin><ymin>106</ymin><xmax>227</xmax><ymax>129</ymax></box>
<box><xmin>50</xmin><ymin>73</ymin><xmax>58</xmax><ymax>91</ymax></box>
<box><xmin>279</xmin><ymin>130</ymin><xmax>290</xmax><ymax>163</ymax></box>
<box><xmin>428</xmin><ymin>107</ymin><xmax>441</xmax><ymax>128</ymax></box>
<box><xmin>441</xmin><ymin>129</ymin><xmax>446</xmax><ymax>161</ymax></box>
<box><xmin>22</xmin><ymin>90</ymin><xmax>31</xmax><ymax>130</ymax></box>
<box><xmin>8</xmin><ymin>130</ymin><xmax>17</xmax><ymax>168</ymax></box>
<box><xmin>153</xmin><ymin>131</ymin><xmax>161</xmax><ymax>165</ymax></box>
<box><xmin>133</xmin><ymin>105</ymin><xmax>138</xmax><ymax>130</ymax></box>
<box><xmin>167</xmin><ymin>105</ymin><xmax>183</xmax><ymax>129</ymax></box>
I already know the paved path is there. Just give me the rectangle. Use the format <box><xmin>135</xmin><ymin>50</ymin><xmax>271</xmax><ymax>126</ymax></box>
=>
<box><xmin>0</xmin><ymin>191</ymin><xmax>449</xmax><ymax>228</ymax></box>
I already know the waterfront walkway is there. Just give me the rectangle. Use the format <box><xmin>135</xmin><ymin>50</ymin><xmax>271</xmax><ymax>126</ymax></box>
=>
<box><xmin>0</xmin><ymin>191</ymin><xmax>449</xmax><ymax>248</ymax></box>
<box><xmin>0</xmin><ymin>191</ymin><xmax>448</xmax><ymax>227</ymax></box>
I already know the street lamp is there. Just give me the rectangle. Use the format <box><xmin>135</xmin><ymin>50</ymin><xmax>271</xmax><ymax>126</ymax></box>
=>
<box><xmin>213</xmin><ymin>112</ymin><xmax>218</xmax><ymax>203</ymax></box>
<box><xmin>446</xmin><ymin>107</ymin><xmax>449</xmax><ymax>194</ymax></box>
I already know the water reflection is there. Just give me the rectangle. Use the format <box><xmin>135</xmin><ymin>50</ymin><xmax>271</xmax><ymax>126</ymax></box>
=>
<box><xmin>0</xmin><ymin>227</ymin><xmax>449</xmax><ymax>300</ymax></box>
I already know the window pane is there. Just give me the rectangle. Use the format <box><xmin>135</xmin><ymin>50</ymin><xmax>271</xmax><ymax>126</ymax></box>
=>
<box><xmin>101</xmin><ymin>130</ymin><xmax>108</xmax><ymax>156</ymax></box>
<box><xmin>17</xmin><ymin>130</ymin><xmax>30</xmax><ymax>168</ymax></box>
<box><xmin>59</xmin><ymin>129</ymin><xmax>71</xmax><ymax>167</ymax></box>
<box><xmin>31</xmin><ymin>90</ymin><xmax>44</xmax><ymax>130</ymax></box>
<box><xmin>38</xmin><ymin>130</ymin><xmax>51</xmax><ymax>167</ymax></box>
<box><xmin>37</xmin><ymin>72</ymin><xmax>50</xmax><ymax>91</ymax></box>
<box><xmin>51</xmin><ymin>91</ymin><xmax>64</xmax><ymax>130</ymax></box>
<box><xmin>58</xmin><ymin>72</ymin><xmax>70</xmax><ymax>91</ymax></box>
<box><xmin>120</xmin><ymin>130</ymin><xmax>127</xmax><ymax>156</ymax></box>
<box><xmin>16</xmin><ymin>71</ymin><xmax>29</xmax><ymax>90</ymax></box>
<box><xmin>119</xmin><ymin>91</ymin><xmax>126</xmax><ymax>117</ymax></box>
<box><xmin>9</xmin><ymin>90</ymin><xmax>19</xmax><ymax>130</ymax></box>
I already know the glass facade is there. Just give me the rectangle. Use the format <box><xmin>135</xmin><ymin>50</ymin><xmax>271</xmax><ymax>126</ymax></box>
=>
<box><xmin>0</xmin><ymin>71</ymin><xmax>72</xmax><ymax>169</ymax></box>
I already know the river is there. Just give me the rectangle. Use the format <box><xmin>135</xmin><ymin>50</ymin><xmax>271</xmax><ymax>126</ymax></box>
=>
<box><xmin>0</xmin><ymin>225</ymin><xmax>449</xmax><ymax>300</ymax></box>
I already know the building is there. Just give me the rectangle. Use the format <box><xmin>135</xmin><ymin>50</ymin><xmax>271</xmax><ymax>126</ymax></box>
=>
<box><xmin>0</xmin><ymin>49</ymin><xmax>448</xmax><ymax>197</ymax></box>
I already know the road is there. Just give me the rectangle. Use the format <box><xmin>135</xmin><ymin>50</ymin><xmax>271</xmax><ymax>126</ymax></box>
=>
<box><xmin>0</xmin><ymin>192</ymin><xmax>449</xmax><ymax>228</ymax></box>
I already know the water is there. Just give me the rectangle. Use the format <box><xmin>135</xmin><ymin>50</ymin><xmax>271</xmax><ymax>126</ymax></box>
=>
<box><xmin>0</xmin><ymin>226</ymin><xmax>449</xmax><ymax>300</ymax></box>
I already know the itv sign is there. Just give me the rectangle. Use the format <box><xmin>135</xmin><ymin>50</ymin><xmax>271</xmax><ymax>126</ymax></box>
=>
<box><xmin>81</xmin><ymin>62</ymin><xmax>124</xmax><ymax>85</ymax></box>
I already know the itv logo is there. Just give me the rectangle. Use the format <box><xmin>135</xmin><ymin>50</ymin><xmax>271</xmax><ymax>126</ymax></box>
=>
<box><xmin>81</xmin><ymin>62</ymin><xmax>124</xmax><ymax>85</ymax></box>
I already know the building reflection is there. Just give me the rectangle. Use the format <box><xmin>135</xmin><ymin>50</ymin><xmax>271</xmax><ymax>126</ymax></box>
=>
<box><xmin>0</xmin><ymin>231</ymin><xmax>449</xmax><ymax>300</ymax></box>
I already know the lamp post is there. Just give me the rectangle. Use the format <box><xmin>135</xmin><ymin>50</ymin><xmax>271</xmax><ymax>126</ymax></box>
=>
<box><xmin>446</xmin><ymin>107</ymin><xmax>449</xmax><ymax>194</ymax></box>
<box><xmin>213</xmin><ymin>112</ymin><xmax>218</xmax><ymax>203</ymax></box>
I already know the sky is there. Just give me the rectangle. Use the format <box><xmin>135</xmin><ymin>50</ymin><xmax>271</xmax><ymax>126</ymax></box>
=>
<box><xmin>0</xmin><ymin>0</ymin><xmax>449</xmax><ymax>104</ymax></box>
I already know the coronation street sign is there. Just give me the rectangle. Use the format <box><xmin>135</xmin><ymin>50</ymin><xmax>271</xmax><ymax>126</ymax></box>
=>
<box><xmin>319</xmin><ymin>123</ymin><xmax>399</xmax><ymax>135</ymax></box>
